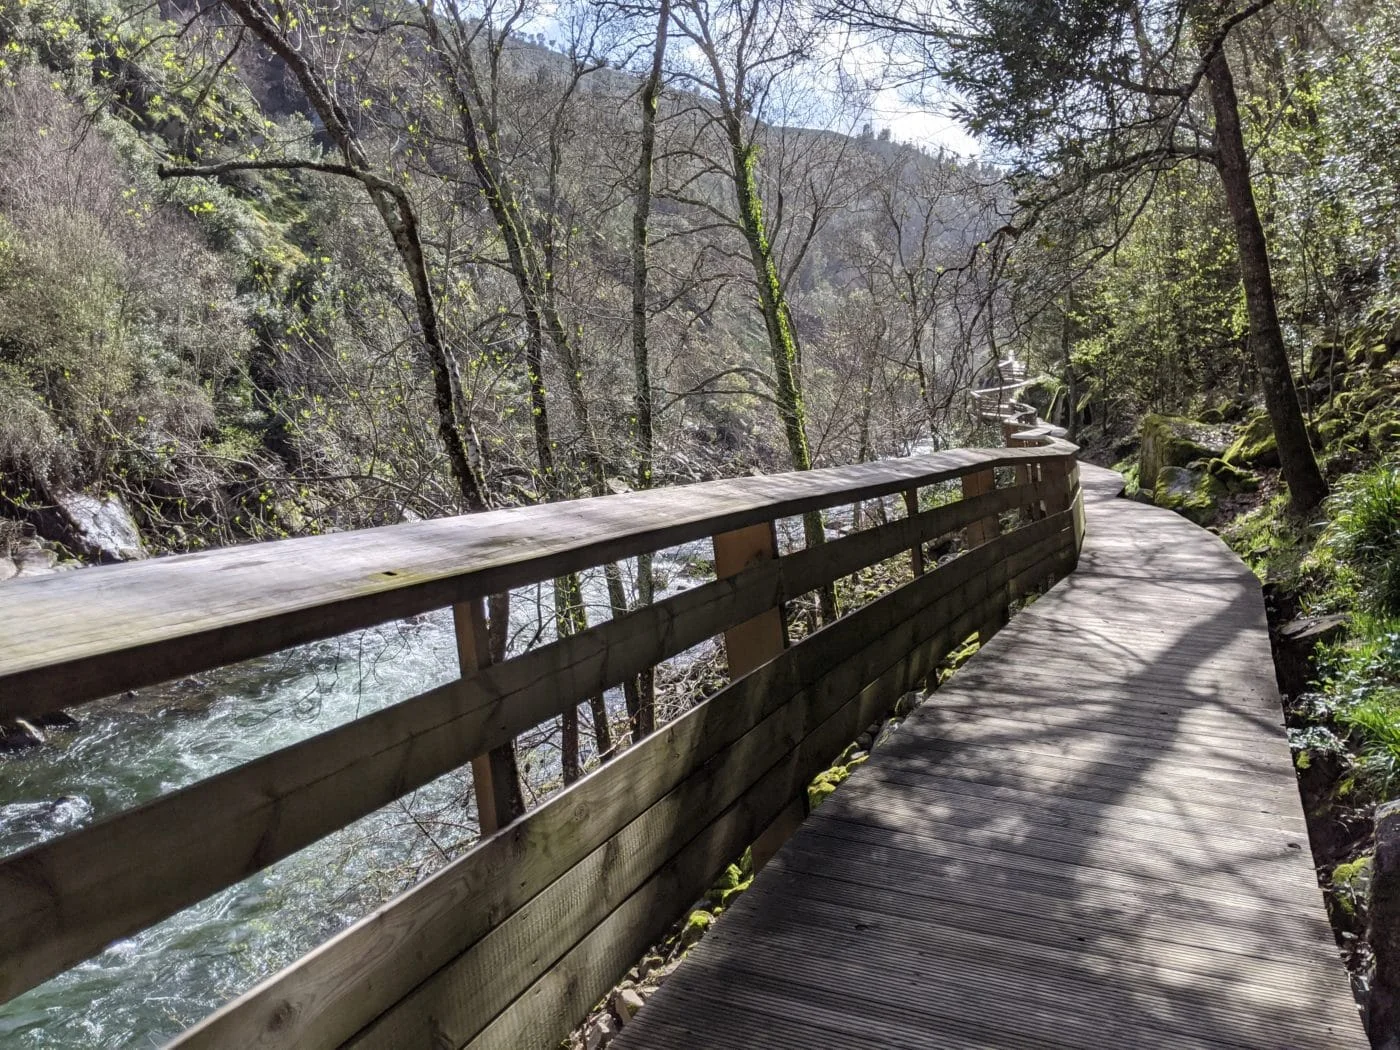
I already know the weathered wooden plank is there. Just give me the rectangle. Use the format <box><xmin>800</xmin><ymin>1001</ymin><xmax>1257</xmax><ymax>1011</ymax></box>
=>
<box><xmin>902</xmin><ymin>488</ymin><xmax>924</xmax><ymax>576</ymax></box>
<box><xmin>454</xmin><ymin>597</ymin><xmax>519</xmax><ymax>835</ymax></box>
<box><xmin>771</xmin><ymin>833</ymin><xmax>1340</xmax><ymax>964</ymax></box>
<box><xmin>712</xmin><ymin>521</ymin><xmax>785</xmax><ymax>678</ymax></box>
<box><xmin>345</xmin><ymin>564</ymin><xmax>1006</xmax><ymax>1050</ymax></box>
<box><xmin>162</xmin><ymin>511</ymin><xmax>1070</xmax><ymax>1049</ymax></box>
<box><xmin>0</xmin><ymin>444</ymin><xmax>1075</xmax><ymax>715</ymax></box>
<box><xmin>959</xmin><ymin>466</ymin><xmax>997</xmax><ymax>548</ymax></box>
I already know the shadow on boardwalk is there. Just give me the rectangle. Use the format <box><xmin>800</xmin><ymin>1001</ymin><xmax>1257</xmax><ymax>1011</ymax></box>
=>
<box><xmin>614</xmin><ymin>465</ymin><xmax>1364</xmax><ymax>1050</ymax></box>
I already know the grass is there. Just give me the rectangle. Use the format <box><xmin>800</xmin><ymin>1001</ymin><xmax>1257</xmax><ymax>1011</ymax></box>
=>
<box><xmin>1322</xmin><ymin>462</ymin><xmax>1400</xmax><ymax>618</ymax></box>
<box><xmin>1305</xmin><ymin>461</ymin><xmax>1400</xmax><ymax>796</ymax></box>
<box><xmin>1219</xmin><ymin>457</ymin><xmax>1400</xmax><ymax>802</ymax></box>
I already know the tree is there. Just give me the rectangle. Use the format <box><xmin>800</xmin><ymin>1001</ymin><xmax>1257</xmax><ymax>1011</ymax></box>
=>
<box><xmin>160</xmin><ymin>0</ymin><xmax>493</xmax><ymax>515</ymax></box>
<box><xmin>668</xmin><ymin>0</ymin><xmax>864</xmax><ymax>616</ymax></box>
<box><xmin>161</xmin><ymin>0</ymin><xmax>525</xmax><ymax>817</ymax></box>
<box><xmin>841</xmin><ymin>0</ymin><xmax>1328</xmax><ymax>512</ymax></box>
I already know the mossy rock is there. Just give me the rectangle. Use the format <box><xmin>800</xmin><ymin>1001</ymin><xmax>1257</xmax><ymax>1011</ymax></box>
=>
<box><xmin>1204</xmin><ymin>458</ymin><xmax>1260</xmax><ymax>495</ymax></box>
<box><xmin>1139</xmin><ymin>414</ymin><xmax>1227</xmax><ymax>491</ymax></box>
<box><xmin>1317</xmin><ymin>414</ymin><xmax>1354</xmax><ymax>448</ymax></box>
<box><xmin>680</xmin><ymin>909</ymin><xmax>712</xmax><ymax>946</ymax></box>
<box><xmin>704</xmin><ymin>862</ymin><xmax>750</xmax><ymax>908</ymax></box>
<box><xmin>1366</xmin><ymin>341</ymin><xmax>1398</xmax><ymax>370</ymax></box>
<box><xmin>808</xmin><ymin>766</ymin><xmax>850</xmax><ymax>809</ymax></box>
<box><xmin>1365</xmin><ymin>407</ymin><xmax>1400</xmax><ymax>454</ymax></box>
<box><xmin>1153</xmin><ymin>465</ymin><xmax>1226</xmax><ymax>525</ymax></box>
<box><xmin>1358</xmin><ymin>379</ymin><xmax>1400</xmax><ymax>414</ymax></box>
<box><xmin>1331</xmin><ymin>854</ymin><xmax>1373</xmax><ymax>920</ymax></box>
<box><xmin>1222</xmin><ymin>411</ymin><xmax>1280</xmax><ymax>469</ymax></box>
<box><xmin>1120</xmin><ymin>462</ymin><xmax>1141</xmax><ymax>498</ymax></box>
<box><xmin>1306</xmin><ymin>343</ymin><xmax>1347</xmax><ymax>381</ymax></box>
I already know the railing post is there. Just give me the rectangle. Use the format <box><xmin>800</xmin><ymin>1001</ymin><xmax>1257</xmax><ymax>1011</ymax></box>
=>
<box><xmin>454</xmin><ymin>596</ymin><xmax>522</xmax><ymax>836</ymax></box>
<box><xmin>1005</xmin><ymin>432</ymin><xmax>1045</xmax><ymax>520</ymax></box>
<box><xmin>960</xmin><ymin>467</ymin><xmax>998</xmax><ymax>547</ymax></box>
<box><xmin>712</xmin><ymin>520</ymin><xmax>796</xmax><ymax>869</ymax></box>
<box><xmin>712</xmin><ymin>521</ymin><xmax>787</xmax><ymax>678</ymax></box>
<box><xmin>902</xmin><ymin>488</ymin><xmax>925</xmax><ymax>577</ymax></box>
<box><xmin>1071</xmin><ymin>462</ymin><xmax>1086</xmax><ymax>556</ymax></box>
<box><xmin>1041</xmin><ymin>456</ymin><xmax>1072</xmax><ymax>516</ymax></box>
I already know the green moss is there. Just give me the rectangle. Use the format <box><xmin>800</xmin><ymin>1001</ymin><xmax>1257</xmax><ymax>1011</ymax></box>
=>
<box><xmin>1364</xmin><ymin>407</ymin><xmax>1400</xmax><ymax>453</ymax></box>
<box><xmin>1222</xmin><ymin>411</ymin><xmax>1280</xmax><ymax>469</ymax></box>
<box><xmin>704</xmin><ymin>861</ymin><xmax>753</xmax><ymax>909</ymax></box>
<box><xmin>1204</xmin><ymin>457</ymin><xmax>1259</xmax><ymax>494</ymax></box>
<box><xmin>808</xmin><ymin>766</ymin><xmax>850</xmax><ymax>809</ymax></box>
<box><xmin>1153</xmin><ymin>465</ymin><xmax>1226</xmax><ymax>525</ymax></box>
<box><xmin>1221</xmin><ymin>494</ymin><xmax>1315</xmax><ymax>587</ymax></box>
<box><xmin>1139</xmin><ymin>414</ymin><xmax>1226</xmax><ymax>490</ymax></box>
<box><xmin>1330</xmin><ymin>854</ymin><xmax>1372</xmax><ymax>923</ymax></box>
<box><xmin>680</xmin><ymin>910</ymin><xmax>712</xmax><ymax>946</ymax></box>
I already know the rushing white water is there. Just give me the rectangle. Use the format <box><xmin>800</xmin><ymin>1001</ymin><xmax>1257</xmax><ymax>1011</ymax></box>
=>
<box><xmin>0</xmin><ymin>612</ymin><xmax>471</xmax><ymax>1048</ymax></box>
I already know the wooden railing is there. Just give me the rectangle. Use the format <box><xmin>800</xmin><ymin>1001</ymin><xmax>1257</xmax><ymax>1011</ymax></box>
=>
<box><xmin>0</xmin><ymin>438</ymin><xmax>1083</xmax><ymax>1050</ymax></box>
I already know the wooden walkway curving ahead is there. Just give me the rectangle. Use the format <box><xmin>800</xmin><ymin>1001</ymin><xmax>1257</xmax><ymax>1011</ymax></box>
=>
<box><xmin>615</xmin><ymin>464</ymin><xmax>1365</xmax><ymax>1049</ymax></box>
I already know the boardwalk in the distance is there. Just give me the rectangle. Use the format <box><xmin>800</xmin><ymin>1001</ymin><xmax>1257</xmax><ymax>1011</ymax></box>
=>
<box><xmin>615</xmin><ymin>464</ymin><xmax>1365</xmax><ymax>1049</ymax></box>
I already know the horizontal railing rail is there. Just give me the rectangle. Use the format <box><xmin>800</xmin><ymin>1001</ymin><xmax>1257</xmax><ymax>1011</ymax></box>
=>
<box><xmin>0</xmin><ymin>437</ymin><xmax>1083</xmax><ymax>1050</ymax></box>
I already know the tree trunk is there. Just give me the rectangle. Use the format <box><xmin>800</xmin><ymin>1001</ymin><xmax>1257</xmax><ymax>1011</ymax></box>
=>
<box><xmin>728</xmin><ymin>130</ymin><xmax>837</xmax><ymax>621</ymax></box>
<box><xmin>219</xmin><ymin>0</ymin><xmax>490</xmax><ymax>515</ymax></box>
<box><xmin>1205</xmin><ymin>46</ymin><xmax>1327</xmax><ymax>514</ymax></box>
<box><xmin>626</xmin><ymin>0</ymin><xmax>669</xmax><ymax>741</ymax></box>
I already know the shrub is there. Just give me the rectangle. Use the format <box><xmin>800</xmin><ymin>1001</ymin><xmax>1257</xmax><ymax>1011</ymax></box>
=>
<box><xmin>1324</xmin><ymin>461</ymin><xmax>1400</xmax><ymax>616</ymax></box>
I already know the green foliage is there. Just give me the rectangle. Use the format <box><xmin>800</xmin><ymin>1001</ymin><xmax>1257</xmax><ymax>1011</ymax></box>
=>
<box><xmin>1330</xmin><ymin>854</ymin><xmax>1373</xmax><ymax>920</ymax></box>
<box><xmin>1322</xmin><ymin>462</ymin><xmax>1400</xmax><ymax>617</ymax></box>
<box><xmin>1220</xmin><ymin>493</ymin><xmax>1313</xmax><ymax>587</ymax></box>
<box><xmin>1311</xmin><ymin>615</ymin><xmax>1400</xmax><ymax>797</ymax></box>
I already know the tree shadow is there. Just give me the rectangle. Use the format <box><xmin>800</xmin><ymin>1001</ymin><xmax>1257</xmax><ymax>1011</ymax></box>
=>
<box><xmin>617</xmin><ymin>466</ymin><xmax>1364</xmax><ymax>1048</ymax></box>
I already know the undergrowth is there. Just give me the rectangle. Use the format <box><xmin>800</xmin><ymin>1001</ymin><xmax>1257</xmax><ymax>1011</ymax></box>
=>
<box><xmin>1282</xmin><ymin>459</ymin><xmax>1400</xmax><ymax>803</ymax></box>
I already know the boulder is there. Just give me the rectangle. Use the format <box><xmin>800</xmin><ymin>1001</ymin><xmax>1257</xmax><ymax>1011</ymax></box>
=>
<box><xmin>11</xmin><ymin>537</ymin><xmax>60</xmax><ymax>577</ymax></box>
<box><xmin>1153</xmin><ymin>465</ymin><xmax>1226</xmax><ymax>526</ymax></box>
<box><xmin>1222</xmin><ymin>411</ymin><xmax>1280</xmax><ymax>469</ymax></box>
<box><xmin>1138</xmin><ymin>414</ymin><xmax>1227</xmax><ymax>491</ymax></box>
<box><xmin>1365</xmin><ymin>406</ymin><xmax>1400</xmax><ymax>454</ymax></box>
<box><xmin>0</xmin><ymin>718</ymin><xmax>46</xmax><ymax>752</ymax></box>
<box><xmin>680</xmin><ymin>909</ymin><xmax>712</xmax><ymax>946</ymax></box>
<box><xmin>1204</xmin><ymin>458</ymin><xmax>1260</xmax><ymax>495</ymax></box>
<box><xmin>611</xmin><ymin>987</ymin><xmax>646</xmax><ymax>1025</ymax></box>
<box><xmin>583</xmin><ymin>1014</ymin><xmax>619</xmax><ymax>1050</ymax></box>
<box><xmin>1305</xmin><ymin>343</ymin><xmax>1347</xmax><ymax>382</ymax></box>
<box><xmin>49</xmin><ymin>492</ymin><xmax>147</xmax><ymax>563</ymax></box>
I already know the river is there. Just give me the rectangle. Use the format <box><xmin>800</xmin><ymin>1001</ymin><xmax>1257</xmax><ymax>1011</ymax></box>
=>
<box><xmin>0</xmin><ymin>535</ymin><xmax>726</xmax><ymax>1049</ymax></box>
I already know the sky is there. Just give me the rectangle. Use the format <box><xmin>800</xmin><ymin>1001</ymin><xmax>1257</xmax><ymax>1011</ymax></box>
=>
<box><xmin>867</xmin><ymin>85</ymin><xmax>980</xmax><ymax>157</ymax></box>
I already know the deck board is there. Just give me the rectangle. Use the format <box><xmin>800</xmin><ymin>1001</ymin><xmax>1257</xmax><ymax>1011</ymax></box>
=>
<box><xmin>613</xmin><ymin>463</ymin><xmax>1364</xmax><ymax>1049</ymax></box>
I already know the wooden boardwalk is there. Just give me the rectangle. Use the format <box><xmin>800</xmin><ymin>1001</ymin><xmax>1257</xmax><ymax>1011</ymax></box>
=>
<box><xmin>615</xmin><ymin>464</ymin><xmax>1365</xmax><ymax>1049</ymax></box>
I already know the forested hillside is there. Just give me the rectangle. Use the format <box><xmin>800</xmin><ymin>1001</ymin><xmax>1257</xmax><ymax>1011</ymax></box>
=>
<box><xmin>3</xmin><ymin>0</ymin><xmax>1400</xmax><ymax>1042</ymax></box>
<box><xmin>0</xmin><ymin>0</ymin><xmax>1010</xmax><ymax>563</ymax></box>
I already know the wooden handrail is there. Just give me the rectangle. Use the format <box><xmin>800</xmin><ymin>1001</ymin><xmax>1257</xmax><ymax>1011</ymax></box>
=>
<box><xmin>1</xmin><ymin>444</ymin><xmax>1071</xmax><ymax>718</ymax></box>
<box><xmin>0</xmin><ymin>441</ymin><xmax>1083</xmax><ymax>1050</ymax></box>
